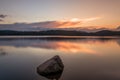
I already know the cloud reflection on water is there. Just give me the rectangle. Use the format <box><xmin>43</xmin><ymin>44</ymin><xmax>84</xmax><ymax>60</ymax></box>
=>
<box><xmin>0</xmin><ymin>38</ymin><xmax>120</xmax><ymax>55</ymax></box>
<box><xmin>0</xmin><ymin>37</ymin><xmax>120</xmax><ymax>80</ymax></box>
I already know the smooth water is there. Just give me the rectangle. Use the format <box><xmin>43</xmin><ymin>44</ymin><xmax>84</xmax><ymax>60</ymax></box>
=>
<box><xmin>0</xmin><ymin>36</ymin><xmax>120</xmax><ymax>80</ymax></box>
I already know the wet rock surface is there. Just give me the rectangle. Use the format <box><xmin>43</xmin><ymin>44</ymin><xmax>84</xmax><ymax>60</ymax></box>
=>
<box><xmin>37</xmin><ymin>55</ymin><xmax>64</xmax><ymax>80</ymax></box>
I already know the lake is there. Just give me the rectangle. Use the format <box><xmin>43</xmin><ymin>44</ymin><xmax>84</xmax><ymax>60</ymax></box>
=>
<box><xmin>0</xmin><ymin>36</ymin><xmax>120</xmax><ymax>80</ymax></box>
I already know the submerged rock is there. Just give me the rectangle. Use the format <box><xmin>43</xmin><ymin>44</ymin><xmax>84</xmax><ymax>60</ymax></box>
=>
<box><xmin>37</xmin><ymin>55</ymin><xmax>64</xmax><ymax>77</ymax></box>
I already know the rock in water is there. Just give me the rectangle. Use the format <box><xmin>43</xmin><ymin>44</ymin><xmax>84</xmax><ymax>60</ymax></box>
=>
<box><xmin>37</xmin><ymin>55</ymin><xmax>64</xmax><ymax>76</ymax></box>
<box><xmin>37</xmin><ymin>70</ymin><xmax>63</xmax><ymax>80</ymax></box>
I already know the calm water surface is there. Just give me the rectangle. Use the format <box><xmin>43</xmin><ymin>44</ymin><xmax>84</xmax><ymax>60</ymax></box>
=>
<box><xmin>0</xmin><ymin>36</ymin><xmax>120</xmax><ymax>80</ymax></box>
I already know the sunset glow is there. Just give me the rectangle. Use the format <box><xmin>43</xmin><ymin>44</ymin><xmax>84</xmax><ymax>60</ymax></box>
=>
<box><xmin>82</xmin><ymin>17</ymin><xmax>102</xmax><ymax>22</ymax></box>
<box><xmin>70</xmin><ymin>18</ymin><xmax>80</xmax><ymax>22</ymax></box>
<box><xmin>0</xmin><ymin>0</ymin><xmax>120</xmax><ymax>80</ymax></box>
<box><xmin>0</xmin><ymin>0</ymin><xmax>120</xmax><ymax>30</ymax></box>
<box><xmin>31</xmin><ymin>40</ymin><xmax>118</xmax><ymax>55</ymax></box>
<box><xmin>54</xmin><ymin>42</ymin><xmax>97</xmax><ymax>54</ymax></box>
<box><xmin>55</xmin><ymin>17</ymin><xmax>102</xmax><ymax>28</ymax></box>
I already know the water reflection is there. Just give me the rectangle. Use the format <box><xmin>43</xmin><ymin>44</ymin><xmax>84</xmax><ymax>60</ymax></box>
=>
<box><xmin>0</xmin><ymin>48</ymin><xmax>7</xmax><ymax>57</ymax></box>
<box><xmin>0</xmin><ymin>37</ymin><xmax>120</xmax><ymax>80</ymax></box>
<box><xmin>0</xmin><ymin>38</ymin><xmax>119</xmax><ymax>54</ymax></box>
<box><xmin>38</xmin><ymin>71</ymin><xmax>63</xmax><ymax>80</ymax></box>
<box><xmin>117</xmin><ymin>40</ymin><xmax>120</xmax><ymax>46</ymax></box>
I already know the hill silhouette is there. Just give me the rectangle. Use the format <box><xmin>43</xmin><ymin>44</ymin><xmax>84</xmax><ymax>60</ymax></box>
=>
<box><xmin>0</xmin><ymin>30</ymin><xmax>120</xmax><ymax>36</ymax></box>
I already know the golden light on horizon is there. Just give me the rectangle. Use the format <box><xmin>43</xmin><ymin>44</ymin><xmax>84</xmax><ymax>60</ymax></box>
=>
<box><xmin>55</xmin><ymin>17</ymin><xmax>102</xmax><ymax>28</ymax></box>
<box><xmin>0</xmin><ymin>0</ymin><xmax>120</xmax><ymax>29</ymax></box>
<box><xmin>83</xmin><ymin>17</ymin><xmax>102</xmax><ymax>22</ymax></box>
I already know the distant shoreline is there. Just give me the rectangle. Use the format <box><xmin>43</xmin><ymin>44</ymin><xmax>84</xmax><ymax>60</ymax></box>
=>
<box><xmin>0</xmin><ymin>30</ymin><xmax>120</xmax><ymax>36</ymax></box>
<box><xmin>0</xmin><ymin>36</ymin><xmax>120</xmax><ymax>39</ymax></box>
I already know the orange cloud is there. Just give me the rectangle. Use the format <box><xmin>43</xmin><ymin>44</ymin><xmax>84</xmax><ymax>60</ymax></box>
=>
<box><xmin>54</xmin><ymin>17</ymin><xmax>102</xmax><ymax>28</ymax></box>
<box><xmin>81</xmin><ymin>17</ymin><xmax>102</xmax><ymax>22</ymax></box>
<box><xmin>0</xmin><ymin>16</ymin><xmax>102</xmax><ymax>30</ymax></box>
<box><xmin>56</xmin><ymin>21</ymin><xmax>81</xmax><ymax>28</ymax></box>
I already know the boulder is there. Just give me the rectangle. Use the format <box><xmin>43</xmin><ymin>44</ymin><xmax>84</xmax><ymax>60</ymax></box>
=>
<box><xmin>38</xmin><ymin>71</ymin><xmax>63</xmax><ymax>80</ymax></box>
<box><xmin>37</xmin><ymin>55</ymin><xmax>64</xmax><ymax>76</ymax></box>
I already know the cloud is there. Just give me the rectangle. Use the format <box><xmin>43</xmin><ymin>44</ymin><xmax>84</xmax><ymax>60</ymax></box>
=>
<box><xmin>0</xmin><ymin>14</ymin><xmax>7</xmax><ymax>18</ymax></box>
<box><xmin>0</xmin><ymin>14</ymin><xmax>7</xmax><ymax>22</ymax></box>
<box><xmin>0</xmin><ymin>21</ymin><xmax>83</xmax><ymax>31</ymax></box>
<box><xmin>0</xmin><ymin>19</ymin><xmax>3</xmax><ymax>22</ymax></box>
<box><xmin>69</xmin><ymin>17</ymin><xmax>102</xmax><ymax>23</ymax></box>
<box><xmin>82</xmin><ymin>17</ymin><xmax>102</xmax><ymax>22</ymax></box>
<box><xmin>54</xmin><ymin>21</ymin><xmax>82</xmax><ymax>28</ymax></box>
<box><xmin>0</xmin><ymin>14</ymin><xmax>8</xmax><ymax>22</ymax></box>
<box><xmin>52</xmin><ymin>17</ymin><xmax>102</xmax><ymax>28</ymax></box>
<box><xmin>54</xmin><ymin>16</ymin><xmax>102</xmax><ymax>28</ymax></box>
<box><xmin>0</xmin><ymin>16</ymin><xmax>103</xmax><ymax>31</ymax></box>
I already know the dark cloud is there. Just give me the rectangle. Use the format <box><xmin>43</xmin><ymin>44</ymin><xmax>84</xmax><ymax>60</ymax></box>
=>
<box><xmin>0</xmin><ymin>21</ymin><xmax>82</xmax><ymax>31</ymax></box>
<box><xmin>0</xmin><ymin>19</ymin><xmax>3</xmax><ymax>22</ymax></box>
<box><xmin>0</xmin><ymin>14</ymin><xmax>7</xmax><ymax>22</ymax></box>
<box><xmin>0</xmin><ymin>14</ymin><xmax>7</xmax><ymax>18</ymax></box>
<box><xmin>0</xmin><ymin>21</ymin><xmax>109</xmax><ymax>32</ymax></box>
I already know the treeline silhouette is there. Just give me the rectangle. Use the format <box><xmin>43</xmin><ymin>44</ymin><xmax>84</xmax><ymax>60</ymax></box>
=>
<box><xmin>0</xmin><ymin>30</ymin><xmax>120</xmax><ymax>36</ymax></box>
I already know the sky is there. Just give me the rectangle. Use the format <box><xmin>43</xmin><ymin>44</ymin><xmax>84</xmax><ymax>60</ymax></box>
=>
<box><xmin>0</xmin><ymin>0</ymin><xmax>120</xmax><ymax>30</ymax></box>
